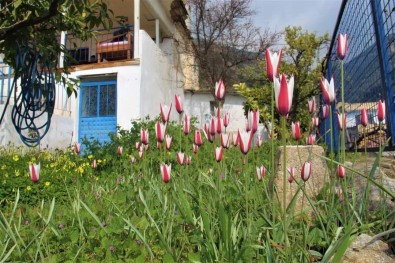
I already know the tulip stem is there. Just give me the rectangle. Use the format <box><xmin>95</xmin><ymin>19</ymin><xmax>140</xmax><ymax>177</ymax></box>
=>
<box><xmin>281</xmin><ymin>116</ymin><xmax>288</xmax><ymax>249</ymax></box>
<box><xmin>179</xmin><ymin>114</ymin><xmax>182</xmax><ymax>152</ymax></box>
<box><xmin>271</xmin><ymin>81</ymin><xmax>275</xmax><ymax>196</ymax></box>
<box><xmin>340</xmin><ymin>60</ymin><xmax>346</xmax><ymax>164</ymax></box>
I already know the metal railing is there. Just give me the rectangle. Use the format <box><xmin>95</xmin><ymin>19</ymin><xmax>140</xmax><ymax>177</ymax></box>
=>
<box><xmin>64</xmin><ymin>25</ymin><xmax>134</xmax><ymax>65</ymax></box>
<box><xmin>323</xmin><ymin>0</ymin><xmax>395</xmax><ymax>150</ymax></box>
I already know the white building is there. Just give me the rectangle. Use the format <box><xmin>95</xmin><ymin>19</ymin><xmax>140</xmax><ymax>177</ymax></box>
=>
<box><xmin>0</xmin><ymin>0</ymin><xmax>246</xmax><ymax>148</ymax></box>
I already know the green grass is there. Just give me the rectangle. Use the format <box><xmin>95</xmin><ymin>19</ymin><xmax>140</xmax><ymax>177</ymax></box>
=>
<box><xmin>0</xmin><ymin>119</ymin><xmax>393</xmax><ymax>262</ymax></box>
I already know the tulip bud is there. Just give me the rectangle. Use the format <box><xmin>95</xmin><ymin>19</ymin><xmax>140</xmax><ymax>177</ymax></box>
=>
<box><xmin>223</xmin><ymin>112</ymin><xmax>230</xmax><ymax>127</ymax></box>
<box><xmin>238</xmin><ymin>130</ymin><xmax>253</xmax><ymax>155</ymax></box>
<box><xmin>336</xmin><ymin>33</ymin><xmax>348</xmax><ymax>60</ymax></box>
<box><xmin>74</xmin><ymin>143</ymin><xmax>80</xmax><ymax>155</ymax></box>
<box><xmin>215</xmin><ymin>79</ymin><xmax>226</xmax><ymax>100</ymax></box>
<box><xmin>320</xmin><ymin>76</ymin><xmax>336</xmax><ymax>104</ymax></box>
<box><xmin>378</xmin><ymin>100</ymin><xmax>385</xmax><ymax>123</ymax></box>
<box><xmin>29</xmin><ymin>163</ymin><xmax>40</xmax><ymax>183</ymax></box>
<box><xmin>194</xmin><ymin>130</ymin><xmax>203</xmax><ymax>146</ymax></box>
<box><xmin>177</xmin><ymin>152</ymin><xmax>185</xmax><ymax>165</ymax></box>
<box><xmin>220</xmin><ymin>133</ymin><xmax>230</xmax><ymax>149</ymax></box>
<box><xmin>322</xmin><ymin>105</ymin><xmax>329</xmax><ymax>120</ymax></box>
<box><xmin>291</xmin><ymin>122</ymin><xmax>301</xmax><ymax>141</ymax></box>
<box><xmin>183</xmin><ymin>114</ymin><xmax>191</xmax><ymax>135</ymax></box>
<box><xmin>165</xmin><ymin>135</ymin><xmax>173</xmax><ymax>151</ymax></box>
<box><xmin>193</xmin><ymin>143</ymin><xmax>199</xmax><ymax>154</ymax></box>
<box><xmin>301</xmin><ymin>162</ymin><xmax>312</xmax><ymax>181</ymax></box>
<box><xmin>274</xmin><ymin>73</ymin><xmax>294</xmax><ymax>117</ymax></box>
<box><xmin>307</xmin><ymin>134</ymin><xmax>315</xmax><ymax>145</ymax></box>
<box><xmin>287</xmin><ymin>167</ymin><xmax>295</xmax><ymax>183</ymax></box>
<box><xmin>256</xmin><ymin>166</ymin><xmax>266</xmax><ymax>181</ymax></box>
<box><xmin>117</xmin><ymin>146</ymin><xmax>123</xmax><ymax>157</ymax></box>
<box><xmin>175</xmin><ymin>95</ymin><xmax>183</xmax><ymax>114</ymax></box>
<box><xmin>337</xmin><ymin>165</ymin><xmax>345</xmax><ymax>178</ymax></box>
<box><xmin>92</xmin><ymin>159</ymin><xmax>97</xmax><ymax>169</ymax></box>
<box><xmin>308</xmin><ymin>97</ymin><xmax>316</xmax><ymax>114</ymax></box>
<box><xmin>215</xmin><ymin>147</ymin><xmax>223</xmax><ymax>162</ymax></box>
<box><xmin>360</xmin><ymin>108</ymin><xmax>368</xmax><ymax>127</ymax></box>
<box><xmin>160</xmin><ymin>164</ymin><xmax>171</xmax><ymax>183</ymax></box>
<box><xmin>141</xmin><ymin>128</ymin><xmax>149</xmax><ymax>145</ymax></box>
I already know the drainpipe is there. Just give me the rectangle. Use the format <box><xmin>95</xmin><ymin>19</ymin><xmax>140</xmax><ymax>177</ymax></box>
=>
<box><xmin>155</xmin><ymin>19</ymin><xmax>160</xmax><ymax>46</ymax></box>
<box><xmin>134</xmin><ymin>0</ymin><xmax>140</xmax><ymax>59</ymax></box>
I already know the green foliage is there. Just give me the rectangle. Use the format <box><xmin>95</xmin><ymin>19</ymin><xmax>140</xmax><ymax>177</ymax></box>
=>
<box><xmin>0</xmin><ymin>0</ymin><xmax>113</xmax><ymax>97</ymax></box>
<box><xmin>0</xmin><ymin>119</ymin><xmax>393</xmax><ymax>261</ymax></box>
<box><xmin>235</xmin><ymin>26</ymin><xmax>330</xmax><ymax>135</ymax></box>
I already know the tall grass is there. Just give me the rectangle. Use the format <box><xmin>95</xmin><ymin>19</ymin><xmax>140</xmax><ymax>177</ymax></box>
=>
<box><xmin>0</xmin><ymin>119</ymin><xmax>394</xmax><ymax>262</ymax></box>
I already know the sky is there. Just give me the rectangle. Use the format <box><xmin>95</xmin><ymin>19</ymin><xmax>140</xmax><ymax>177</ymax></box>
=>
<box><xmin>251</xmin><ymin>0</ymin><xmax>343</xmax><ymax>37</ymax></box>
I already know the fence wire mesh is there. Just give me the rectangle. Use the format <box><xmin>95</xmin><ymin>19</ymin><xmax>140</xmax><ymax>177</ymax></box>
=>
<box><xmin>324</xmin><ymin>0</ymin><xmax>395</xmax><ymax>151</ymax></box>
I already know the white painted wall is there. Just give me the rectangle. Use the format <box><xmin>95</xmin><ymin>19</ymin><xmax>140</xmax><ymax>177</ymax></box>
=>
<box><xmin>183</xmin><ymin>92</ymin><xmax>246</xmax><ymax>133</ymax></box>
<box><xmin>139</xmin><ymin>30</ymin><xmax>183</xmax><ymax>122</ymax></box>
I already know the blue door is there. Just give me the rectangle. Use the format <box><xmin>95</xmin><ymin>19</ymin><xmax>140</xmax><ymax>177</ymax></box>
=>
<box><xmin>79</xmin><ymin>80</ymin><xmax>117</xmax><ymax>144</ymax></box>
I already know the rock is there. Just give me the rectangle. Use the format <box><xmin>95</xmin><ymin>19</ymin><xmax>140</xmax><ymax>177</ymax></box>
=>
<box><xmin>341</xmin><ymin>234</ymin><xmax>395</xmax><ymax>263</ymax></box>
<box><xmin>273</xmin><ymin>145</ymin><xmax>327</xmax><ymax>214</ymax></box>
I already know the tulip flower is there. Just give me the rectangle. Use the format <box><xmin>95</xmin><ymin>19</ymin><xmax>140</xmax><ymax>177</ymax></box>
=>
<box><xmin>74</xmin><ymin>143</ymin><xmax>80</xmax><ymax>155</ymax></box>
<box><xmin>138</xmin><ymin>150</ymin><xmax>143</xmax><ymax>159</ymax></box>
<box><xmin>308</xmin><ymin>97</ymin><xmax>316</xmax><ymax>114</ymax></box>
<box><xmin>256</xmin><ymin>166</ymin><xmax>266</xmax><ymax>181</ymax></box>
<box><xmin>175</xmin><ymin>95</ymin><xmax>183</xmax><ymax>114</ymax></box>
<box><xmin>320</xmin><ymin>76</ymin><xmax>336</xmax><ymax>104</ymax></box>
<box><xmin>215</xmin><ymin>147</ymin><xmax>223</xmax><ymax>162</ymax></box>
<box><xmin>287</xmin><ymin>167</ymin><xmax>295</xmax><ymax>183</ymax></box>
<box><xmin>232</xmin><ymin>132</ymin><xmax>239</xmax><ymax>146</ymax></box>
<box><xmin>160</xmin><ymin>164</ymin><xmax>171</xmax><ymax>183</ymax></box>
<box><xmin>135</xmin><ymin>141</ymin><xmax>141</xmax><ymax>150</ymax></box>
<box><xmin>117</xmin><ymin>146</ymin><xmax>123</xmax><ymax>157</ymax></box>
<box><xmin>203</xmin><ymin>129</ymin><xmax>215</xmax><ymax>143</ymax></box>
<box><xmin>220</xmin><ymin>133</ymin><xmax>230</xmax><ymax>149</ymax></box>
<box><xmin>130</xmin><ymin>156</ymin><xmax>136</xmax><ymax>163</ymax></box>
<box><xmin>92</xmin><ymin>159</ymin><xmax>97</xmax><ymax>169</ymax></box>
<box><xmin>301</xmin><ymin>161</ymin><xmax>312</xmax><ymax>181</ymax></box>
<box><xmin>307</xmin><ymin>134</ymin><xmax>316</xmax><ymax>145</ymax></box>
<box><xmin>336</xmin><ymin>33</ymin><xmax>348</xmax><ymax>60</ymax></box>
<box><xmin>291</xmin><ymin>121</ymin><xmax>301</xmax><ymax>141</ymax></box>
<box><xmin>155</xmin><ymin>121</ymin><xmax>166</xmax><ymax>143</ymax></box>
<box><xmin>216</xmin><ymin>117</ymin><xmax>224</xmax><ymax>134</ymax></box>
<box><xmin>209</xmin><ymin>117</ymin><xmax>216</xmax><ymax>136</ymax></box>
<box><xmin>29</xmin><ymin>163</ymin><xmax>40</xmax><ymax>183</ymax></box>
<box><xmin>322</xmin><ymin>104</ymin><xmax>329</xmax><ymax>119</ymax></box>
<box><xmin>183</xmin><ymin>114</ymin><xmax>190</xmax><ymax>135</ymax></box>
<box><xmin>186</xmin><ymin>156</ymin><xmax>192</xmax><ymax>165</ymax></box>
<box><xmin>238</xmin><ymin>130</ymin><xmax>253</xmax><ymax>155</ymax></box>
<box><xmin>337</xmin><ymin>113</ymin><xmax>346</xmax><ymax>130</ymax></box>
<box><xmin>141</xmin><ymin>128</ymin><xmax>149</xmax><ymax>145</ymax></box>
<box><xmin>194</xmin><ymin>130</ymin><xmax>203</xmax><ymax>146</ymax></box>
<box><xmin>215</xmin><ymin>79</ymin><xmax>226</xmax><ymax>100</ymax></box>
<box><xmin>165</xmin><ymin>135</ymin><xmax>173</xmax><ymax>150</ymax></box>
<box><xmin>265</xmin><ymin>48</ymin><xmax>282</xmax><ymax>82</ymax></box>
<box><xmin>378</xmin><ymin>99</ymin><xmax>385</xmax><ymax>123</ymax></box>
<box><xmin>274</xmin><ymin>73</ymin><xmax>294</xmax><ymax>117</ymax></box>
<box><xmin>193</xmin><ymin>143</ymin><xmax>199</xmax><ymax>154</ymax></box>
<box><xmin>360</xmin><ymin>108</ymin><xmax>368</xmax><ymax>127</ymax></box>
<box><xmin>247</xmin><ymin>110</ymin><xmax>259</xmax><ymax>134</ymax></box>
<box><xmin>256</xmin><ymin>135</ymin><xmax>263</xmax><ymax>148</ymax></box>
<box><xmin>160</xmin><ymin>103</ymin><xmax>172</xmax><ymax>123</ymax></box>
<box><xmin>223</xmin><ymin>112</ymin><xmax>230</xmax><ymax>127</ymax></box>
<box><xmin>312</xmin><ymin>115</ymin><xmax>319</xmax><ymax>128</ymax></box>
<box><xmin>177</xmin><ymin>152</ymin><xmax>185</xmax><ymax>165</ymax></box>
<box><xmin>337</xmin><ymin>164</ymin><xmax>345</xmax><ymax>178</ymax></box>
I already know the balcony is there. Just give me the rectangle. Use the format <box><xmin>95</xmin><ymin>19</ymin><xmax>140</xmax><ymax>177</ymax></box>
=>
<box><xmin>64</xmin><ymin>26</ymin><xmax>134</xmax><ymax>66</ymax></box>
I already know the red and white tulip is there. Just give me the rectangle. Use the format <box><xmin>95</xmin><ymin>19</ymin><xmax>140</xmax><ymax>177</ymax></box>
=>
<box><xmin>141</xmin><ymin>128</ymin><xmax>149</xmax><ymax>145</ymax></box>
<box><xmin>301</xmin><ymin>161</ymin><xmax>312</xmax><ymax>181</ymax></box>
<box><xmin>160</xmin><ymin>164</ymin><xmax>171</xmax><ymax>183</ymax></box>
<box><xmin>256</xmin><ymin>165</ymin><xmax>266</xmax><ymax>181</ymax></box>
<box><xmin>291</xmin><ymin>121</ymin><xmax>301</xmax><ymax>141</ymax></box>
<box><xmin>160</xmin><ymin>103</ymin><xmax>172</xmax><ymax>123</ymax></box>
<box><xmin>155</xmin><ymin>121</ymin><xmax>166</xmax><ymax>143</ymax></box>
<box><xmin>175</xmin><ymin>95</ymin><xmax>183</xmax><ymax>114</ymax></box>
<box><xmin>336</xmin><ymin>33</ymin><xmax>348</xmax><ymax>60</ymax></box>
<box><xmin>265</xmin><ymin>48</ymin><xmax>282</xmax><ymax>82</ymax></box>
<box><xmin>29</xmin><ymin>163</ymin><xmax>40</xmax><ymax>183</ymax></box>
<box><xmin>215</xmin><ymin>147</ymin><xmax>223</xmax><ymax>162</ymax></box>
<box><xmin>215</xmin><ymin>79</ymin><xmax>226</xmax><ymax>100</ymax></box>
<box><xmin>274</xmin><ymin>73</ymin><xmax>294</xmax><ymax>117</ymax></box>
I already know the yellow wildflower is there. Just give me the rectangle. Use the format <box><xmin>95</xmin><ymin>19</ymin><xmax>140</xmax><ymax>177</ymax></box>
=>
<box><xmin>13</xmin><ymin>155</ymin><xmax>19</xmax><ymax>161</ymax></box>
<box><xmin>14</xmin><ymin>170</ymin><xmax>20</xmax><ymax>177</ymax></box>
<box><xmin>45</xmin><ymin>181</ymin><xmax>50</xmax><ymax>187</ymax></box>
<box><xmin>26</xmin><ymin>186</ymin><xmax>32</xmax><ymax>191</ymax></box>
<box><xmin>88</xmin><ymin>154</ymin><xmax>93</xmax><ymax>159</ymax></box>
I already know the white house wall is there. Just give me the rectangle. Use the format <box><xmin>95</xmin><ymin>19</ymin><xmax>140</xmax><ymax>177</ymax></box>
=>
<box><xmin>183</xmin><ymin>92</ymin><xmax>246</xmax><ymax>133</ymax></box>
<box><xmin>139</xmin><ymin>30</ymin><xmax>183</xmax><ymax>121</ymax></box>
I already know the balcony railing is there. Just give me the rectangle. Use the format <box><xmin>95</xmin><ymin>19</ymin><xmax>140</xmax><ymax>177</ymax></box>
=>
<box><xmin>64</xmin><ymin>25</ymin><xmax>134</xmax><ymax>65</ymax></box>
